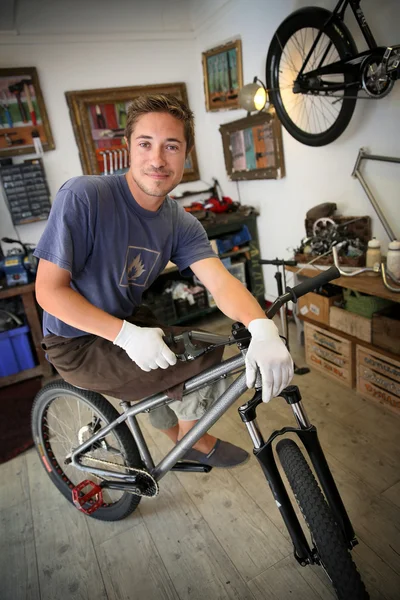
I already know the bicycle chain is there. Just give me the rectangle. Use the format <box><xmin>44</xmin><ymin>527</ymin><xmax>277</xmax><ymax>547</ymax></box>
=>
<box><xmin>81</xmin><ymin>455</ymin><xmax>159</xmax><ymax>498</ymax></box>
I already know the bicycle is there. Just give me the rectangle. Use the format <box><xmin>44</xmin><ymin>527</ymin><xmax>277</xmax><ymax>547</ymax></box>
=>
<box><xmin>31</xmin><ymin>265</ymin><xmax>369</xmax><ymax>599</ymax></box>
<box><xmin>266</xmin><ymin>0</ymin><xmax>400</xmax><ymax>146</ymax></box>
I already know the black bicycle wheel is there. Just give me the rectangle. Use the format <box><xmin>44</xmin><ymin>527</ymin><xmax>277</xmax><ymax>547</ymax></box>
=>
<box><xmin>266</xmin><ymin>8</ymin><xmax>358</xmax><ymax>146</ymax></box>
<box><xmin>31</xmin><ymin>380</ymin><xmax>143</xmax><ymax>521</ymax></box>
<box><xmin>277</xmin><ymin>439</ymin><xmax>369</xmax><ymax>600</ymax></box>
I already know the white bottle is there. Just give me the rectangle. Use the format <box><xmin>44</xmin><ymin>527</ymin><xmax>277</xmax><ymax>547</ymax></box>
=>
<box><xmin>386</xmin><ymin>240</ymin><xmax>400</xmax><ymax>281</ymax></box>
<box><xmin>366</xmin><ymin>238</ymin><xmax>381</xmax><ymax>275</ymax></box>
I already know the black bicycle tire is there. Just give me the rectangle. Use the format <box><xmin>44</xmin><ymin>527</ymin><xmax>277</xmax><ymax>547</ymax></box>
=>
<box><xmin>266</xmin><ymin>8</ymin><xmax>358</xmax><ymax>146</ymax></box>
<box><xmin>276</xmin><ymin>438</ymin><xmax>369</xmax><ymax>600</ymax></box>
<box><xmin>31</xmin><ymin>380</ymin><xmax>143</xmax><ymax>521</ymax></box>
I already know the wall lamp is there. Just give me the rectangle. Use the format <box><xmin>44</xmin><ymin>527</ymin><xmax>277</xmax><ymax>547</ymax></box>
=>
<box><xmin>238</xmin><ymin>76</ymin><xmax>269</xmax><ymax>115</ymax></box>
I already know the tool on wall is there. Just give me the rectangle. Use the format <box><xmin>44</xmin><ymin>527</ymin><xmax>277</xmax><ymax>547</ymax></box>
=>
<box><xmin>31</xmin><ymin>129</ymin><xmax>43</xmax><ymax>155</ymax></box>
<box><xmin>0</xmin><ymin>92</ymin><xmax>13</xmax><ymax>127</ymax></box>
<box><xmin>95</xmin><ymin>105</ymin><xmax>106</xmax><ymax>129</ymax></box>
<box><xmin>22</xmin><ymin>80</ymin><xmax>37</xmax><ymax>126</ymax></box>
<box><xmin>8</xmin><ymin>82</ymin><xmax>28</xmax><ymax>123</ymax></box>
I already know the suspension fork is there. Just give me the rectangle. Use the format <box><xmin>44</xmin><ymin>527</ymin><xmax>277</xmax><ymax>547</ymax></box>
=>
<box><xmin>238</xmin><ymin>385</ymin><xmax>357</xmax><ymax>563</ymax></box>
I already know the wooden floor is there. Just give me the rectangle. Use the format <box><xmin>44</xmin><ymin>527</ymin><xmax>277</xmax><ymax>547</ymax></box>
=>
<box><xmin>1</xmin><ymin>314</ymin><xmax>400</xmax><ymax>600</ymax></box>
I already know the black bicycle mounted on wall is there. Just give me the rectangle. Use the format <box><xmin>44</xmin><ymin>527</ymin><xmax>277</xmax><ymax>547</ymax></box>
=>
<box><xmin>32</xmin><ymin>265</ymin><xmax>369</xmax><ymax>599</ymax></box>
<box><xmin>266</xmin><ymin>0</ymin><xmax>400</xmax><ymax>146</ymax></box>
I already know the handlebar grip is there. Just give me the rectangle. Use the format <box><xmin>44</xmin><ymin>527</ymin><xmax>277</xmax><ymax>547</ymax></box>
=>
<box><xmin>289</xmin><ymin>266</ymin><xmax>340</xmax><ymax>302</ymax></box>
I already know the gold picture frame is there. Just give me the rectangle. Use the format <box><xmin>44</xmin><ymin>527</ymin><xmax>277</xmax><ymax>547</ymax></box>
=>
<box><xmin>202</xmin><ymin>39</ymin><xmax>243</xmax><ymax>112</ymax></box>
<box><xmin>65</xmin><ymin>81</ymin><xmax>200</xmax><ymax>182</ymax></box>
<box><xmin>219</xmin><ymin>110</ymin><xmax>285</xmax><ymax>181</ymax></box>
<box><xmin>0</xmin><ymin>67</ymin><xmax>55</xmax><ymax>157</ymax></box>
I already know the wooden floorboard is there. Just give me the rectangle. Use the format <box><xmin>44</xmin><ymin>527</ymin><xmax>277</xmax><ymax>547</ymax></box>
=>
<box><xmin>0</xmin><ymin>313</ymin><xmax>399</xmax><ymax>599</ymax></box>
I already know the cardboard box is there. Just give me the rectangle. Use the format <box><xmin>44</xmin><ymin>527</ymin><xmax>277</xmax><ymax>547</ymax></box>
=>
<box><xmin>298</xmin><ymin>291</ymin><xmax>342</xmax><ymax>325</ymax></box>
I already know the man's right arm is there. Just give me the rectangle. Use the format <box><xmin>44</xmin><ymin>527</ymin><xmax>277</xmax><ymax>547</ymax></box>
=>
<box><xmin>35</xmin><ymin>258</ymin><xmax>123</xmax><ymax>341</ymax></box>
<box><xmin>35</xmin><ymin>259</ymin><xmax>177</xmax><ymax>371</ymax></box>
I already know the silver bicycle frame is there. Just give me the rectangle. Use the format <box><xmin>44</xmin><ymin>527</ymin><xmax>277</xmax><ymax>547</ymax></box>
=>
<box><xmin>70</xmin><ymin>352</ymin><xmax>249</xmax><ymax>482</ymax></box>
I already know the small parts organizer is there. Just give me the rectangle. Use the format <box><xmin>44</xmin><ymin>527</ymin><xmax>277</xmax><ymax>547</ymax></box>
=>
<box><xmin>96</xmin><ymin>145</ymin><xmax>129</xmax><ymax>176</ymax></box>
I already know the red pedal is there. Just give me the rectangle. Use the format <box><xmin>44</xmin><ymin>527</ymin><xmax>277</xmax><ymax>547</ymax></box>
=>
<box><xmin>72</xmin><ymin>480</ymin><xmax>103</xmax><ymax>514</ymax></box>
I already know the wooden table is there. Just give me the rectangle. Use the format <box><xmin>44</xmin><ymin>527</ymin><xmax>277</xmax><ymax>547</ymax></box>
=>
<box><xmin>0</xmin><ymin>282</ymin><xmax>53</xmax><ymax>388</ymax></box>
<box><xmin>285</xmin><ymin>265</ymin><xmax>400</xmax><ymax>303</ymax></box>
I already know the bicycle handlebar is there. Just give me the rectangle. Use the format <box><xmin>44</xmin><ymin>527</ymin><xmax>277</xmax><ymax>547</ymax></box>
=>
<box><xmin>288</xmin><ymin>265</ymin><xmax>340</xmax><ymax>303</ymax></box>
<box><xmin>164</xmin><ymin>265</ymin><xmax>340</xmax><ymax>359</ymax></box>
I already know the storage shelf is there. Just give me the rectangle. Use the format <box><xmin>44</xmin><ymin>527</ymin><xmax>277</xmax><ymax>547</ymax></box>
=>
<box><xmin>0</xmin><ymin>365</ymin><xmax>42</xmax><ymax>389</ymax></box>
<box><xmin>162</xmin><ymin>246</ymin><xmax>250</xmax><ymax>275</ymax></box>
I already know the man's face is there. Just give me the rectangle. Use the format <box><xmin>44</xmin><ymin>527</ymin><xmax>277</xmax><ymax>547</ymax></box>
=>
<box><xmin>126</xmin><ymin>112</ymin><xmax>187</xmax><ymax>201</ymax></box>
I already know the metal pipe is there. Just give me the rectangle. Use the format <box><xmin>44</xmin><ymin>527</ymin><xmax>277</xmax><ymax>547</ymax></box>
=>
<box><xmin>352</xmin><ymin>148</ymin><xmax>398</xmax><ymax>241</ymax></box>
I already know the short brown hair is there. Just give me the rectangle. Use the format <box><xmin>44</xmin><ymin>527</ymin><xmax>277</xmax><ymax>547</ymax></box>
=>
<box><xmin>124</xmin><ymin>94</ymin><xmax>195</xmax><ymax>156</ymax></box>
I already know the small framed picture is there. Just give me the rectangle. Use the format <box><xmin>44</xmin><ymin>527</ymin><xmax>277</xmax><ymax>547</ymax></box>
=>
<box><xmin>0</xmin><ymin>67</ymin><xmax>55</xmax><ymax>157</ymax></box>
<box><xmin>202</xmin><ymin>39</ymin><xmax>243</xmax><ymax>112</ymax></box>
<box><xmin>219</xmin><ymin>111</ymin><xmax>285</xmax><ymax>180</ymax></box>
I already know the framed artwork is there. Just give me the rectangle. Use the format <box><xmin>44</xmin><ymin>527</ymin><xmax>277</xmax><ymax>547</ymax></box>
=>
<box><xmin>219</xmin><ymin>110</ymin><xmax>285</xmax><ymax>181</ymax></box>
<box><xmin>65</xmin><ymin>81</ymin><xmax>200</xmax><ymax>182</ymax></box>
<box><xmin>0</xmin><ymin>67</ymin><xmax>55</xmax><ymax>157</ymax></box>
<box><xmin>202</xmin><ymin>39</ymin><xmax>243</xmax><ymax>112</ymax></box>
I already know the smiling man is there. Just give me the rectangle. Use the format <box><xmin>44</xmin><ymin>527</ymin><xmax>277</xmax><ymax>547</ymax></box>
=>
<box><xmin>34</xmin><ymin>94</ymin><xmax>293</xmax><ymax>468</ymax></box>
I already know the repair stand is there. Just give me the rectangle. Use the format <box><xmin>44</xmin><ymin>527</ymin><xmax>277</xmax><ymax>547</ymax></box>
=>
<box><xmin>260</xmin><ymin>258</ymin><xmax>310</xmax><ymax>376</ymax></box>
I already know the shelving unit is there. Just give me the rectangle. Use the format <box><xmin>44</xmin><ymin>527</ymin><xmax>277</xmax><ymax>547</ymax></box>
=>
<box><xmin>146</xmin><ymin>211</ymin><xmax>265</xmax><ymax>324</ymax></box>
<box><xmin>0</xmin><ymin>282</ymin><xmax>53</xmax><ymax>388</ymax></box>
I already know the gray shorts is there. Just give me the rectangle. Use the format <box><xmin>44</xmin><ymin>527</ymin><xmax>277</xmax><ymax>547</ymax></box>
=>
<box><xmin>148</xmin><ymin>378</ymin><xmax>230</xmax><ymax>429</ymax></box>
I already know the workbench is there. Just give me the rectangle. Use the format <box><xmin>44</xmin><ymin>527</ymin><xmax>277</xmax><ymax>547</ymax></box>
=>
<box><xmin>0</xmin><ymin>282</ymin><xmax>53</xmax><ymax>388</ymax></box>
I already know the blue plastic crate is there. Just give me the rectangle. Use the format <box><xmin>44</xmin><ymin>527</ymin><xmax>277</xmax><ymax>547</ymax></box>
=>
<box><xmin>0</xmin><ymin>325</ymin><xmax>36</xmax><ymax>377</ymax></box>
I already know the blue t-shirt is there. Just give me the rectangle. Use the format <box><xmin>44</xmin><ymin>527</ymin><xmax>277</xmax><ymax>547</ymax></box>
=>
<box><xmin>34</xmin><ymin>175</ymin><xmax>216</xmax><ymax>337</ymax></box>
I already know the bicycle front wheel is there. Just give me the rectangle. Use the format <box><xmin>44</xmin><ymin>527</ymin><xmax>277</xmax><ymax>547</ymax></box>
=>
<box><xmin>266</xmin><ymin>8</ymin><xmax>358</xmax><ymax>146</ymax></box>
<box><xmin>31</xmin><ymin>380</ymin><xmax>143</xmax><ymax>521</ymax></box>
<box><xmin>277</xmin><ymin>439</ymin><xmax>369</xmax><ymax>600</ymax></box>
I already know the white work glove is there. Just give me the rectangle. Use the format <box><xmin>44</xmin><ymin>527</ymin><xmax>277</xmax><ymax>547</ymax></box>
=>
<box><xmin>113</xmin><ymin>320</ymin><xmax>177</xmax><ymax>372</ymax></box>
<box><xmin>246</xmin><ymin>319</ymin><xmax>294</xmax><ymax>402</ymax></box>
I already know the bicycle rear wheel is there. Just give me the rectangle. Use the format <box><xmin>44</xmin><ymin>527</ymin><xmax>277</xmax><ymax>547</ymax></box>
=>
<box><xmin>31</xmin><ymin>380</ymin><xmax>143</xmax><ymax>521</ymax></box>
<box><xmin>266</xmin><ymin>8</ymin><xmax>358</xmax><ymax>146</ymax></box>
<box><xmin>277</xmin><ymin>439</ymin><xmax>369</xmax><ymax>599</ymax></box>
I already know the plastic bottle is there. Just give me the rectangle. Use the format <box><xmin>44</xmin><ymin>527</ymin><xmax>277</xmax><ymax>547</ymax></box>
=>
<box><xmin>386</xmin><ymin>240</ymin><xmax>400</xmax><ymax>280</ymax></box>
<box><xmin>365</xmin><ymin>238</ymin><xmax>381</xmax><ymax>275</ymax></box>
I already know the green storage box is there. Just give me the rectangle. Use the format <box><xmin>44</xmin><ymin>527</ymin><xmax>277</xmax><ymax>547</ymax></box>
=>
<box><xmin>343</xmin><ymin>288</ymin><xmax>394</xmax><ymax>319</ymax></box>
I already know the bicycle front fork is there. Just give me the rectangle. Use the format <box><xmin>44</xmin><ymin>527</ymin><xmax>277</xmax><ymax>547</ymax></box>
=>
<box><xmin>238</xmin><ymin>385</ymin><xmax>358</xmax><ymax>565</ymax></box>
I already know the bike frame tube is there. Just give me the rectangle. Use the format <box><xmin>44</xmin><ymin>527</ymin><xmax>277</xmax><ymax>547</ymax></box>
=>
<box><xmin>348</xmin><ymin>0</ymin><xmax>378</xmax><ymax>49</ymax></box>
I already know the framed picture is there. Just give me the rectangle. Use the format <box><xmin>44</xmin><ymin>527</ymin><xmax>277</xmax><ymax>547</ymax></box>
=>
<box><xmin>65</xmin><ymin>81</ymin><xmax>200</xmax><ymax>182</ymax></box>
<box><xmin>0</xmin><ymin>67</ymin><xmax>55</xmax><ymax>157</ymax></box>
<box><xmin>219</xmin><ymin>110</ymin><xmax>285</xmax><ymax>181</ymax></box>
<box><xmin>202</xmin><ymin>39</ymin><xmax>243</xmax><ymax>112</ymax></box>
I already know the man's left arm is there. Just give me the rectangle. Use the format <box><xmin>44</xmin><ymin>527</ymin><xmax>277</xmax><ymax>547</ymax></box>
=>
<box><xmin>191</xmin><ymin>257</ymin><xmax>294</xmax><ymax>401</ymax></box>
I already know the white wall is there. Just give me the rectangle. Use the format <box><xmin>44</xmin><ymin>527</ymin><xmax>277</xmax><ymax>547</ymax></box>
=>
<box><xmin>1</xmin><ymin>0</ymin><xmax>399</xmax><ymax>301</ymax></box>
<box><xmin>191</xmin><ymin>0</ymin><xmax>400</xmax><ymax>299</ymax></box>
